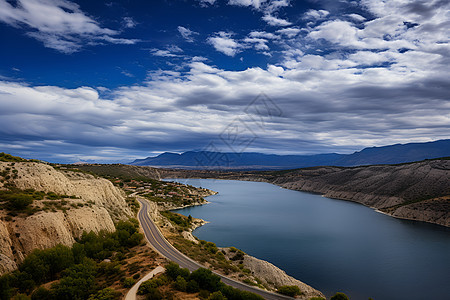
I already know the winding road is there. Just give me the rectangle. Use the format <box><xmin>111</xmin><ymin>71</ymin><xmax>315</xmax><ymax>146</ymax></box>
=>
<box><xmin>137</xmin><ymin>198</ymin><xmax>293</xmax><ymax>300</ymax></box>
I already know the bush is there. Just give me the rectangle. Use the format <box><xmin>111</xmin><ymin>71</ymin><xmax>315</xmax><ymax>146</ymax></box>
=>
<box><xmin>330</xmin><ymin>292</ymin><xmax>350</xmax><ymax>300</ymax></box>
<box><xmin>0</xmin><ymin>274</ymin><xmax>12</xmax><ymax>300</ymax></box>
<box><xmin>277</xmin><ymin>285</ymin><xmax>302</xmax><ymax>297</ymax></box>
<box><xmin>174</xmin><ymin>275</ymin><xmax>187</xmax><ymax>292</ymax></box>
<box><xmin>190</xmin><ymin>268</ymin><xmax>222</xmax><ymax>292</ymax></box>
<box><xmin>187</xmin><ymin>279</ymin><xmax>200</xmax><ymax>293</ymax></box>
<box><xmin>208</xmin><ymin>291</ymin><xmax>227</xmax><ymax>300</ymax></box>
<box><xmin>31</xmin><ymin>287</ymin><xmax>52</xmax><ymax>300</ymax></box>
<box><xmin>51</xmin><ymin>259</ymin><xmax>97</xmax><ymax>300</ymax></box>
<box><xmin>88</xmin><ymin>288</ymin><xmax>120</xmax><ymax>300</ymax></box>
<box><xmin>123</xmin><ymin>277</ymin><xmax>136</xmax><ymax>288</ymax></box>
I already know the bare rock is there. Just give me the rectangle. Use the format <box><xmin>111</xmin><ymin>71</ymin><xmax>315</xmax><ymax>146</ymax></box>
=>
<box><xmin>243</xmin><ymin>254</ymin><xmax>325</xmax><ymax>299</ymax></box>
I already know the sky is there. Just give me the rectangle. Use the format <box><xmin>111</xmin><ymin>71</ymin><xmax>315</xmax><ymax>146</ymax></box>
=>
<box><xmin>0</xmin><ymin>0</ymin><xmax>449</xmax><ymax>163</ymax></box>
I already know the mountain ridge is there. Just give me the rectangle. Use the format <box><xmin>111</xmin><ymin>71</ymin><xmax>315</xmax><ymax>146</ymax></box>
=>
<box><xmin>131</xmin><ymin>139</ymin><xmax>450</xmax><ymax>170</ymax></box>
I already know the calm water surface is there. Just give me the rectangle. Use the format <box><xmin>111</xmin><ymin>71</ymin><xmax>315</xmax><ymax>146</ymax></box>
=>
<box><xmin>167</xmin><ymin>179</ymin><xmax>450</xmax><ymax>300</ymax></box>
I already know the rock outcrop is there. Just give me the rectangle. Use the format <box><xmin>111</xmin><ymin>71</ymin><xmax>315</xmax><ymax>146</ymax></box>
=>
<box><xmin>7</xmin><ymin>162</ymin><xmax>132</xmax><ymax>220</ymax></box>
<box><xmin>0</xmin><ymin>162</ymin><xmax>133</xmax><ymax>275</ymax></box>
<box><xmin>243</xmin><ymin>254</ymin><xmax>324</xmax><ymax>299</ymax></box>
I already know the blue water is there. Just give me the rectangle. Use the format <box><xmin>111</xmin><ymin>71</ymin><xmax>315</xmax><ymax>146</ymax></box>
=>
<box><xmin>167</xmin><ymin>179</ymin><xmax>450</xmax><ymax>300</ymax></box>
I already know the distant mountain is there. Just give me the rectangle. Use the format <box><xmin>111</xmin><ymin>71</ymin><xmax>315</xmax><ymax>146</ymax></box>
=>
<box><xmin>131</xmin><ymin>139</ymin><xmax>450</xmax><ymax>170</ymax></box>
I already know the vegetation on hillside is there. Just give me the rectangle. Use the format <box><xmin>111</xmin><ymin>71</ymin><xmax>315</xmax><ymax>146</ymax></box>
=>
<box><xmin>0</xmin><ymin>153</ymin><xmax>27</xmax><ymax>163</ymax></box>
<box><xmin>138</xmin><ymin>262</ymin><xmax>264</xmax><ymax>300</ymax></box>
<box><xmin>0</xmin><ymin>219</ymin><xmax>147</xmax><ymax>300</ymax></box>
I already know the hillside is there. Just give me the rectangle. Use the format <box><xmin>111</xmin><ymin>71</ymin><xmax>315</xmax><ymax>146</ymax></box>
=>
<box><xmin>131</xmin><ymin>139</ymin><xmax>450</xmax><ymax>170</ymax></box>
<box><xmin>0</xmin><ymin>160</ymin><xmax>134</xmax><ymax>275</ymax></box>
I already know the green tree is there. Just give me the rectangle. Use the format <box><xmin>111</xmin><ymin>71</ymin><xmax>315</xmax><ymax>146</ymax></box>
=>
<box><xmin>51</xmin><ymin>259</ymin><xmax>96</xmax><ymax>300</ymax></box>
<box><xmin>330</xmin><ymin>292</ymin><xmax>350</xmax><ymax>300</ymax></box>
<box><xmin>186</xmin><ymin>279</ymin><xmax>200</xmax><ymax>293</ymax></box>
<box><xmin>123</xmin><ymin>277</ymin><xmax>136</xmax><ymax>288</ymax></box>
<box><xmin>0</xmin><ymin>274</ymin><xmax>12</xmax><ymax>300</ymax></box>
<box><xmin>31</xmin><ymin>287</ymin><xmax>53</xmax><ymax>300</ymax></box>
<box><xmin>190</xmin><ymin>268</ymin><xmax>222</xmax><ymax>292</ymax></box>
<box><xmin>209</xmin><ymin>291</ymin><xmax>227</xmax><ymax>300</ymax></box>
<box><xmin>87</xmin><ymin>288</ymin><xmax>120</xmax><ymax>300</ymax></box>
<box><xmin>174</xmin><ymin>275</ymin><xmax>187</xmax><ymax>292</ymax></box>
<box><xmin>165</xmin><ymin>262</ymin><xmax>181</xmax><ymax>280</ymax></box>
<box><xmin>277</xmin><ymin>285</ymin><xmax>302</xmax><ymax>297</ymax></box>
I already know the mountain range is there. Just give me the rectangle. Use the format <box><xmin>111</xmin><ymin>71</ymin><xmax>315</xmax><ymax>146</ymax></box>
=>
<box><xmin>131</xmin><ymin>139</ymin><xmax>450</xmax><ymax>170</ymax></box>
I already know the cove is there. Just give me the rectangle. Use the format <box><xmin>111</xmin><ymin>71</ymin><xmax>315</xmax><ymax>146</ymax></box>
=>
<box><xmin>167</xmin><ymin>179</ymin><xmax>450</xmax><ymax>300</ymax></box>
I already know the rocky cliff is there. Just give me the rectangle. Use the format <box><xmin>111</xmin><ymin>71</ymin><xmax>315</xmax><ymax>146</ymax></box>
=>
<box><xmin>267</xmin><ymin>159</ymin><xmax>450</xmax><ymax>226</ymax></box>
<box><xmin>0</xmin><ymin>161</ymin><xmax>133</xmax><ymax>275</ymax></box>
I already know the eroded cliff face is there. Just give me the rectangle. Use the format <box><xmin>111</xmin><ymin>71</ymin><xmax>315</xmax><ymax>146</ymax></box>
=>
<box><xmin>6</xmin><ymin>162</ymin><xmax>132</xmax><ymax>220</ymax></box>
<box><xmin>242</xmin><ymin>254</ymin><xmax>325</xmax><ymax>299</ymax></box>
<box><xmin>0</xmin><ymin>162</ymin><xmax>133</xmax><ymax>275</ymax></box>
<box><xmin>269</xmin><ymin>160</ymin><xmax>450</xmax><ymax>226</ymax></box>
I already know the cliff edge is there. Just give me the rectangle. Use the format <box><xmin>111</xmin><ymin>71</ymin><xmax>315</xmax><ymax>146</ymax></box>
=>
<box><xmin>0</xmin><ymin>161</ymin><xmax>133</xmax><ymax>275</ymax></box>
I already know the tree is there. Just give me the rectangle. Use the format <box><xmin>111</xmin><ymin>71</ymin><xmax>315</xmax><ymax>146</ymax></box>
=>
<box><xmin>190</xmin><ymin>268</ymin><xmax>222</xmax><ymax>292</ymax></box>
<box><xmin>209</xmin><ymin>291</ymin><xmax>227</xmax><ymax>300</ymax></box>
<box><xmin>165</xmin><ymin>262</ymin><xmax>181</xmax><ymax>280</ymax></box>
<box><xmin>31</xmin><ymin>287</ymin><xmax>53</xmax><ymax>300</ymax></box>
<box><xmin>87</xmin><ymin>288</ymin><xmax>120</xmax><ymax>300</ymax></box>
<box><xmin>277</xmin><ymin>285</ymin><xmax>302</xmax><ymax>297</ymax></box>
<box><xmin>0</xmin><ymin>274</ymin><xmax>12</xmax><ymax>300</ymax></box>
<box><xmin>186</xmin><ymin>280</ymin><xmax>200</xmax><ymax>293</ymax></box>
<box><xmin>330</xmin><ymin>292</ymin><xmax>350</xmax><ymax>300</ymax></box>
<box><xmin>174</xmin><ymin>275</ymin><xmax>187</xmax><ymax>292</ymax></box>
<box><xmin>123</xmin><ymin>277</ymin><xmax>136</xmax><ymax>288</ymax></box>
<box><xmin>51</xmin><ymin>259</ymin><xmax>96</xmax><ymax>300</ymax></box>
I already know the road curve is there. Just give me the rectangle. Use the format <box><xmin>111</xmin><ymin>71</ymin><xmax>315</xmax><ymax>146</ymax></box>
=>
<box><xmin>137</xmin><ymin>198</ymin><xmax>293</xmax><ymax>300</ymax></box>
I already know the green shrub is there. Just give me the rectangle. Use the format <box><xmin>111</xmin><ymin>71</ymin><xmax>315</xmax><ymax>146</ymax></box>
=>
<box><xmin>174</xmin><ymin>275</ymin><xmax>187</xmax><ymax>291</ymax></box>
<box><xmin>208</xmin><ymin>291</ymin><xmax>227</xmax><ymax>300</ymax></box>
<box><xmin>123</xmin><ymin>277</ymin><xmax>136</xmax><ymax>288</ymax></box>
<box><xmin>330</xmin><ymin>292</ymin><xmax>350</xmax><ymax>300</ymax></box>
<box><xmin>31</xmin><ymin>287</ymin><xmax>52</xmax><ymax>300</ymax></box>
<box><xmin>87</xmin><ymin>288</ymin><xmax>120</xmax><ymax>300</ymax></box>
<box><xmin>277</xmin><ymin>285</ymin><xmax>302</xmax><ymax>297</ymax></box>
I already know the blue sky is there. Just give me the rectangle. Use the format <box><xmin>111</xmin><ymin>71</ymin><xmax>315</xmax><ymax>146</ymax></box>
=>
<box><xmin>0</xmin><ymin>0</ymin><xmax>449</xmax><ymax>163</ymax></box>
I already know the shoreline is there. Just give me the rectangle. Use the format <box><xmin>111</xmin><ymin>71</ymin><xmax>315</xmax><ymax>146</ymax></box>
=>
<box><xmin>167</xmin><ymin>187</ymin><xmax>325</xmax><ymax>298</ymax></box>
<box><xmin>164</xmin><ymin>176</ymin><xmax>449</xmax><ymax>228</ymax></box>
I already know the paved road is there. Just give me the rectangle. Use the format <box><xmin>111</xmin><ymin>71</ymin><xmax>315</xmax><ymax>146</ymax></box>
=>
<box><xmin>137</xmin><ymin>198</ymin><xmax>293</xmax><ymax>300</ymax></box>
<box><xmin>124</xmin><ymin>266</ymin><xmax>165</xmax><ymax>300</ymax></box>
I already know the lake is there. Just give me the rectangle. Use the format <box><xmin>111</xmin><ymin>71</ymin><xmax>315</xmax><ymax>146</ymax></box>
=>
<box><xmin>167</xmin><ymin>179</ymin><xmax>450</xmax><ymax>300</ymax></box>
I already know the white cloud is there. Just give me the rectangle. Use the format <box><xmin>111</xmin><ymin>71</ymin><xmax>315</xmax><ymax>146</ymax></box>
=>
<box><xmin>249</xmin><ymin>31</ymin><xmax>279</xmax><ymax>39</ymax></box>
<box><xmin>243</xmin><ymin>37</ymin><xmax>270</xmax><ymax>51</ymax></box>
<box><xmin>347</xmin><ymin>13</ymin><xmax>366</xmax><ymax>22</ymax></box>
<box><xmin>276</xmin><ymin>27</ymin><xmax>301</xmax><ymax>38</ymax></box>
<box><xmin>122</xmin><ymin>17</ymin><xmax>137</xmax><ymax>28</ymax></box>
<box><xmin>151</xmin><ymin>45</ymin><xmax>184</xmax><ymax>57</ymax></box>
<box><xmin>228</xmin><ymin>0</ymin><xmax>267</xmax><ymax>9</ymax></box>
<box><xmin>262</xmin><ymin>14</ymin><xmax>292</xmax><ymax>26</ymax></box>
<box><xmin>178</xmin><ymin>26</ymin><xmax>199</xmax><ymax>42</ymax></box>
<box><xmin>304</xmin><ymin>9</ymin><xmax>329</xmax><ymax>20</ymax></box>
<box><xmin>0</xmin><ymin>0</ymin><xmax>138</xmax><ymax>53</ymax></box>
<box><xmin>207</xmin><ymin>32</ymin><xmax>243</xmax><ymax>56</ymax></box>
<box><xmin>1</xmin><ymin>51</ymin><xmax>448</xmax><ymax>161</ymax></box>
